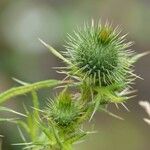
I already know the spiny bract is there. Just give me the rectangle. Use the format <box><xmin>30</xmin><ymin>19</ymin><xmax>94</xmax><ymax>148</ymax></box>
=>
<box><xmin>64</xmin><ymin>21</ymin><xmax>137</xmax><ymax>87</ymax></box>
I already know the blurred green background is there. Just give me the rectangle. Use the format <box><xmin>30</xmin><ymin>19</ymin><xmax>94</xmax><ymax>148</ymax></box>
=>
<box><xmin>0</xmin><ymin>0</ymin><xmax>150</xmax><ymax>150</ymax></box>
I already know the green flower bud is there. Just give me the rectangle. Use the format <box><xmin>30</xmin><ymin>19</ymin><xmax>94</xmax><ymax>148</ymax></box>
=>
<box><xmin>46</xmin><ymin>90</ymin><xmax>84</xmax><ymax>128</ymax></box>
<box><xmin>64</xmin><ymin>21</ymin><xmax>138</xmax><ymax>87</ymax></box>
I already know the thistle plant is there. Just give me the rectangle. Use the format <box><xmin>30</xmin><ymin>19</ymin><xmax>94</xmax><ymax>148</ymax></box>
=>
<box><xmin>0</xmin><ymin>21</ymin><xmax>146</xmax><ymax>150</ymax></box>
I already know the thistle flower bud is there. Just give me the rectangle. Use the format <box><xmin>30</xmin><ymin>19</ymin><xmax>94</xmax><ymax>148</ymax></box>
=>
<box><xmin>64</xmin><ymin>21</ymin><xmax>137</xmax><ymax>87</ymax></box>
<box><xmin>46</xmin><ymin>90</ymin><xmax>84</xmax><ymax>128</ymax></box>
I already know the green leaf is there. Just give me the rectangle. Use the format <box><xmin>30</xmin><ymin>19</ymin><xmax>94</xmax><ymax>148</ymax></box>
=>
<box><xmin>0</xmin><ymin>79</ymin><xmax>61</xmax><ymax>104</ymax></box>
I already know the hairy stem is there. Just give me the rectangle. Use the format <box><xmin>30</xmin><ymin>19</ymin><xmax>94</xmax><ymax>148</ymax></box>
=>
<box><xmin>0</xmin><ymin>79</ymin><xmax>61</xmax><ymax>104</ymax></box>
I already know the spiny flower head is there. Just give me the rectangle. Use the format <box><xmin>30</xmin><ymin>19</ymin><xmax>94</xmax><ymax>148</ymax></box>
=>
<box><xmin>64</xmin><ymin>21</ymin><xmax>138</xmax><ymax>88</ymax></box>
<box><xmin>45</xmin><ymin>90</ymin><xmax>85</xmax><ymax>129</ymax></box>
<box><xmin>39</xmin><ymin>20</ymin><xmax>146</xmax><ymax>105</ymax></box>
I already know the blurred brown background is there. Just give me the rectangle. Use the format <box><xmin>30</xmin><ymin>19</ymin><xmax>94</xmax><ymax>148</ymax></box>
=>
<box><xmin>0</xmin><ymin>0</ymin><xmax>150</xmax><ymax>150</ymax></box>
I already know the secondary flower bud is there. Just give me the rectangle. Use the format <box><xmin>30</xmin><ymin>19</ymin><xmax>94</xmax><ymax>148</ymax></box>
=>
<box><xmin>46</xmin><ymin>90</ymin><xmax>85</xmax><ymax>128</ymax></box>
